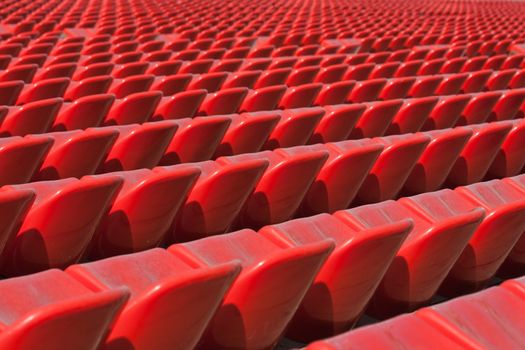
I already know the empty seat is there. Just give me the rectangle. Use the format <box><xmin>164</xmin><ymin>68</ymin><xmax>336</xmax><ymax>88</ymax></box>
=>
<box><xmin>66</xmin><ymin>249</ymin><xmax>239</xmax><ymax>350</ymax></box>
<box><xmin>215</xmin><ymin>112</ymin><xmax>280</xmax><ymax>157</ymax></box>
<box><xmin>161</xmin><ymin>117</ymin><xmax>231</xmax><ymax>164</ymax></box>
<box><xmin>0</xmin><ymin>98</ymin><xmax>63</xmax><ymax>136</ymax></box>
<box><xmin>0</xmin><ymin>269</ymin><xmax>129</xmax><ymax>350</ymax></box>
<box><xmin>309</xmin><ymin>104</ymin><xmax>365</xmax><ymax>143</ymax></box>
<box><xmin>489</xmin><ymin>120</ymin><xmax>525</xmax><ymax>178</ymax></box>
<box><xmin>386</xmin><ymin>97</ymin><xmax>438</xmax><ymax>134</ymax></box>
<box><xmin>349</xmin><ymin>100</ymin><xmax>403</xmax><ymax>139</ymax></box>
<box><xmin>447</xmin><ymin>122</ymin><xmax>512</xmax><ymax>186</ymax></box>
<box><xmin>355</xmin><ymin>134</ymin><xmax>430</xmax><ymax>203</ymax></box>
<box><xmin>219</xmin><ymin>149</ymin><xmax>328</xmax><ymax>228</ymax></box>
<box><xmin>404</xmin><ymin>183</ymin><xmax>525</xmax><ymax>295</ymax></box>
<box><xmin>404</xmin><ymin>128</ymin><xmax>472</xmax><ymax>194</ymax></box>
<box><xmin>16</xmin><ymin>78</ymin><xmax>69</xmax><ymax>105</ymax></box>
<box><xmin>336</xmin><ymin>196</ymin><xmax>484</xmax><ymax>317</ymax></box>
<box><xmin>423</xmin><ymin>95</ymin><xmax>471</xmax><ymax>130</ymax></box>
<box><xmin>294</xmin><ymin>142</ymin><xmax>384</xmax><ymax>214</ymax></box>
<box><xmin>168</xmin><ymin>229</ymin><xmax>333</xmax><ymax>349</ymax></box>
<box><xmin>53</xmin><ymin>94</ymin><xmax>115</xmax><ymax>131</ymax></box>
<box><xmin>260</xmin><ymin>215</ymin><xmax>412</xmax><ymax>341</ymax></box>
<box><xmin>264</xmin><ymin>108</ymin><xmax>324</xmax><ymax>149</ymax></box>
<box><xmin>101</xmin><ymin>122</ymin><xmax>178</xmax><ymax>172</ymax></box>
<box><xmin>104</xmin><ymin>91</ymin><xmax>162</xmax><ymax>125</ymax></box>
<box><xmin>34</xmin><ymin>128</ymin><xmax>119</xmax><ymax>180</ymax></box>
<box><xmin>0</xmin><ymin>177</ymin><xmax>123</xmax><ymax>276</ymax></box>
<box><xmin>154</xmin><ymin>90</ymin><xmax>207</xmax><ymax>120</ymax></box>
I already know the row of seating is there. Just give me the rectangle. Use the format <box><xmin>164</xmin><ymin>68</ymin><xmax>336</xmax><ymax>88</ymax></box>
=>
<box><xmin>5</xmin><ymin>0</ymin><xmax>525</xmax><ymax>46</ymax></box>
<box><xmin>8</xmin><ymin>51</ymin><xmax>525</xmax><ymax>93</ymax></box>
<box><xmin>0</xmin><ymin>35</ymin><xmax>504</xmax><ymax>75</ymax></box>
<box><xmin>3</xmin><ymin>173</ymin><xmax>525</xmax><ymax>349</ymax></box>
<box><xmin>307</xmin><ymin>276</ymin><xmax>525</xmax><ymax>349</ymax></box>
<box><xmin>1</xmin><ymin>121</ymin><xmax>525</xmax><ymax>276</ymax></box>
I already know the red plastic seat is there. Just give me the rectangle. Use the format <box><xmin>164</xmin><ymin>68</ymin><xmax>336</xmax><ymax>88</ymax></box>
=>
<box><xmin>214</xmin><ymin>112</ymin><xmax>280</xmax><ymax>157</ymax></box>
<box><xmin>146</xmin><ymin>60</ymin><xmax>182</xmax><ymax>76</ymax></box>
<box><xmin>423</xmin><ymin>95</ymin><xmax>471</xmax><ymax>130</ymax></box>
<box><xmin>369</xmin><ymin>62</ymin><xmax>400</xmax><ymax>79</ymax></box>
<box><xmin>161</xmin><ymin>116</ymin><xmax>231</xmax><ymax>164</ymax></box>
<box><xmin>112</xmin><ymin>62</ymin><xmax>148</xmax><ymax>79</ymax></box>
<box><xmin>0</xmin><ymin>136</ymin><xmax>52</xmax><ymax>185</ymax></box>
<box><xmin>0</xmin><ymin>177</ymin><xmax>123</xmax><ymax>276</ymax></box>
<box><xmin>101</xmin><ymin>122</ymin><xmax>178</xmax><ymax>172</ymax></box>
<box><xmin>159</xmin><ymin>159</ymin><xmax>267</xmax><ymax>241</ymax></box>
<box><xmin>434</xmin><ymin>73</ymin><xmax>468</xmax><ymax>95</ymax></box>
<box><xmin>219</xmin><ymin>149</ymin><xmax>328</xmax><ymax>229</ymax></box>
<box><xmin>104</xmin><ymin>91</ymin><xmax>162</xmax><ymax>125</ymax></box>
<box><xmin>418</xmin><ymin>283</ymin><xmax>525</xmax><ymax>349</ymax></box>
<box><xmin>286</xmin><ymin>66</ymin><xmax>320</xmax><ymax>86</ymax></box>
<box><xmin>461</xmin><ymin>56</ymin><xmax>488</xmax><ymax>72</ymax></box>
<box><xmin>309</xmin><ymin>104</ymin><xmax>365</xmax><ymax>143</ymax></box>
<box><xmin>34</xmin><ymin>128</ymin><xmax>119</xmax><ymax>180</ymax></box>
<box><xmin>0</xmin><ymin>81</ymin><xmax>24</xmax><ymax>106</ymax></box>
<box><xmin>72</xmin><ymin>62</ymin><xmax>115</xmax><ymax>81</ymax></box>
<box><xmin>108</xmin><ymin>74</ymin><xmax>154</xmax><ymax>99</ymax></box>
<box><xmin>386</xmin><ymin>96</ymin><xmax>438</xmax><ymax>134</ymax></box>
<box><xmin>404</xmin><ymin>183</ymin><xmax>525</xmax><ymax>295</ymax></box>
<box><xmin>149</xmin><ymin>74</ymin><xmax>192</xmax><ymax>96</ymax></box>
<box><xmin>263</xmin><ymin>108</ymin><xmax>324</xmax><ymax>149</ymax></box>
<box><xmin>198</xmin><ymin>87</ymin><xmax>248</xmax><ymax>116</ymax></box>
<box><xmin>489</xmin><ymin>120</ymin><xmax>525</xmax><ymax>178</ymax></box>
<box><xmin>336</xmin><ymin>195</ymin><xmax>483</xmax><ymax>317</ymax></box>
<box><xmin>314</xmin><ymin>81</ymin><xmax>355</xmax><ymax>106</ymax></box>
<box><xmin>440</xmin><ymin>57</ymin><xmax>467</xmax><ymax>73</ymax></box>
<box><xmin>0</xmin><ymin>64</ymin><xmax>38</xmax><ymax>83</ymax></box>
<box><xmin>179</xmin><ymin>59</ymin><xmax>213</xmax><ymax>74</ymax></box>
<box><xmin>417</xmin><ymin>58</ymin><xmax>445</xmax><ymax>75</ymax></box>
<box><xmin>315</xmin><ymin>64</ymin><xmax>348</xmax><ymax>83</ymax></box>
<box><xmin>64</xmin><ymin>76</ymin><xmax>113</xmax><ymax>101</ymax></box>
<box><xmin>239</xmin><ymin>85</ymin><xmax>287</xmax><ymax>112</ymax></box>
<box><xmin>404</xmin><ymin>128</ymin><xmax>472</xmax><ymax>194</ymax></box>
<box><xmin>260</xmin><ymin>215</ymin><xmax>411</xmax><ymax>341</ymax></box>
<box><xmin>395</xmin><ymin>60</ymin><xmax>423</xmax><ymax>77</ymax></box>
<box><xmin>486</xmin><ymin>69</ymin><xmax>516</xmax><ymax>91</ymax></box>
<box><xmin>349</xmin><ymin>100</ymin><xmax>403</xmax><ymax>138</ymax></box>
<box><xmin>489</xmin><ymin>89</ymin><xmax>525</xmax><ymax>121</ymax></box>
<box><xmin>458</xmin><ymin>92</ymin><xmax>502</xmax><ymax>125</ymax></box>
<box><xmin>33</xmin><ymin>63</ymin><xmax>77</xmax><ymax>82</ymax></box>
<box><xmin>168</xmin><ymin>229</ymin><xmax>333</xmax><ymax>349</ymax></box>
<box><xmin>343</xmin><ymin>63</ymin><xmax>374</xmax><ymax>81</ymax></box>
<box><xmin>461</xmin><ymin>70</ymin><xmax>492</xmax><ymax>93</ymax></box>
<box><xmin>447</xmin><ymin>122</ymin><xmax>512</xmax><ymax>186</ymax></box>
<box><xmin>154</xmin><ymin>90</ymin><xmax>207</xmax><ymax>120</ymax></box>
<box><xmin>0</xmin><ymin>98</ymin><xmax>63</xmax><ymax>136</ymax></box>
<box><xmin>379</xmin><ymin>77</ymin><xmax>416</xmax><ymax>100</ymax></box>
<box><xmin>407</xmin><ymin>75</ymin><xmax>442</xmax><ymax>98</ymax></box>
<box><xmin>0</xmin><ymin>269</ymin><xmax>129</xmax><ymax>350</ymax></box>
<box><xmin>305</xmin><ymin>309</ymin><xmax>477</xmax><ymax>349</ymax></box>
<box><xmin>254</xmin><ymin>67</ymin><xmax>292</xmax><ymax>88</ymax></box>
<box><xmin>187</xmin><ymin>72</ymin><xmax>228</xmax><ymax>92</ymax></box>
<box><xmin>355</xmin><ymin>134</ymin><xmax>430</xmax><ymax>203</ymax></box>
<box><xmin>16</xmin><ymin>77</ymin><xmax>69</xmax><ymax>105</ymax></box>
<box><xmin>296</xmin><ymin>141</ymin><xmax>384</xmax><ymax>214</ymax></box>
<box><xmin>501</xmin><ymin>176</ymin><xmax>525</xmax><ymax>275</ymax></box>
<box><xmin>221</xmin><ymin>70</ymin><xmax>261</xmax><ymax>89</ymax></box>
<box><xmin>347</xmin><ymin>78</ymin><xmax>386</xmax><ymax>103</ymax></box>
<box><xmin>278</xmin><ymin>83</ymin><xmax>323</xmax><ymax>109</ymax></box>
<box><xmin>66</xmin><ymin>249</ymin><xmax>239</xmax><ymax>350</ymax></box>
<box><xmin>90</xmin><ymin>167</ymin><xmax>201</xmax><ymax>257</ymax></box>
<box><xmin>54</xmin><ymin>94</ymin><xmax>115</xmax><ymax>131</ymax></box>
<box><xmin>510</xmin><ymin>69</ymin><xmax>525</xmax><ymax>89</ymax></box>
